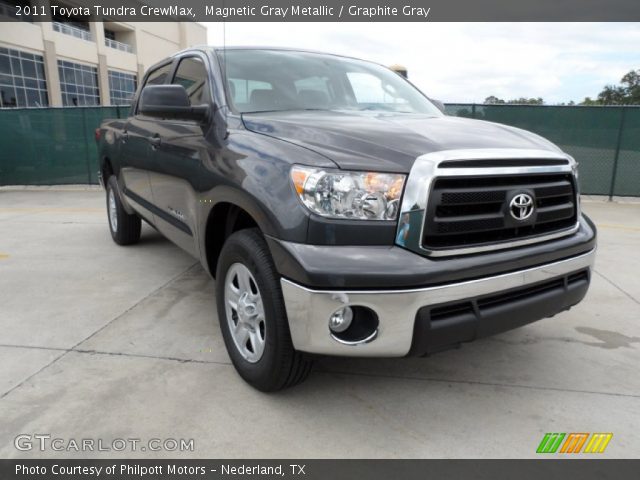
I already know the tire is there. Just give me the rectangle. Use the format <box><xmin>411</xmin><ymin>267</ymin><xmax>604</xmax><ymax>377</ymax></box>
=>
<box><xmin>216</xmin><ymin>228</ymin><xmax>313</xmax><ymax>391</ymax></box>
<box><xmin>106</xmin><ymin>176</ymin><xmax>141</xmax><ymax>246</ymax></box>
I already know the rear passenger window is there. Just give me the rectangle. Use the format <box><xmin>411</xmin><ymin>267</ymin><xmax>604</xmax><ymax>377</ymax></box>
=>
<box><xmin>172</xmin><ymin>57</ymin><xmax>209</xmax><ymax>105</ymax></box>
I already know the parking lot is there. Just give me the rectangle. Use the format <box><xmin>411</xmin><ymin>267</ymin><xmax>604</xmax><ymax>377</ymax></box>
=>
<box><xmin>0</xmin><ymin>187</ymin><xmax>639</xmax><ymax>458</ymax></box>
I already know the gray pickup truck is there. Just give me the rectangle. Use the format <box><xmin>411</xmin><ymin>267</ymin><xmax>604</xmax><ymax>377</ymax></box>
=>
<box><xmin>96</xmin><ymin>47</ymin><xmax>596</xmax><ymax>391</ymax></box>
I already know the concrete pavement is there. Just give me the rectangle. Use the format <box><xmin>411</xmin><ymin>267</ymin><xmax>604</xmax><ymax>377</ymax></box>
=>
<box><xmin>0</xmin><ymin>188</ymin><xmax>638</xmax><ymax>458</ymax></box>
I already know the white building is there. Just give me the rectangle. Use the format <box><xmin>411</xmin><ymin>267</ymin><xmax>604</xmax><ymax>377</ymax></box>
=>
<box><xmin>0</xmin><ymin>1</ymin><xmax>207</xmax><ymax>108</ymax></box>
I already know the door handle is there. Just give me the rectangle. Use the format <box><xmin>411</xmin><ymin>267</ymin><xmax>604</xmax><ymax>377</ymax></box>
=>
<box><xmin>149</xmin><ymin>134</ymin><xmax>162</xmax><ymax>148</ymax></box>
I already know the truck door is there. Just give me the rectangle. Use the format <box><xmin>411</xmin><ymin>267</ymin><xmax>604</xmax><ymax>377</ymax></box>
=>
<box><xmin>118</xmin><ymin>61</ymin><xmax>174</xmax><ymax>222</ymax></box>
<box><xmin>146</xmin><ymin>54</ymin><xmax>212</xmax><ymax>256</ymax></box>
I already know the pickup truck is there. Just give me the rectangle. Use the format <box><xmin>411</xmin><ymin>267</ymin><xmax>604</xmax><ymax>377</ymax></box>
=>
<box><xmin>96</xmin><ymin>47</ymin><xmax>596</xmax><ymax>391</ymax></box>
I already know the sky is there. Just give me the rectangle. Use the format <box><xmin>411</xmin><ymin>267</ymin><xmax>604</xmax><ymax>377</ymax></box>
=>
<box><xmin>203</xmin><ymin>22</ymin><xmax>640</xmax><ymax>104</ymax></box>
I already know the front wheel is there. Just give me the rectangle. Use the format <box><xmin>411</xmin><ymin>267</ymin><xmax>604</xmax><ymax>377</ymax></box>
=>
<box><xmin>106</xmin><ymin>176</ymin><xmax>141</xmax><ymax>245</ymax></box>
<box><xmin>216</xmin><ymin>228</ymin><xmax>313</xmax><ymax>391</ymax></box>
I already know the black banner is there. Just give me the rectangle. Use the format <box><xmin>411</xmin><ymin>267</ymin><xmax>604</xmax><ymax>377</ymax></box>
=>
<box><xmin>2</xmin><ymin>0</ymin><xmax>640</xmax><ymax>22</ymax></box>
<box><xmin>2</xmin><ymin>459</ymin><xmax>639</xmax><ymax>480</ymax></box>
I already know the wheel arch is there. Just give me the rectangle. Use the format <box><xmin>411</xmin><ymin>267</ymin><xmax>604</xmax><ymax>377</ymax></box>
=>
<box><xmin>101</xmin><ymin>156</ymin><xmax>114</xmax><ymax>186</ymax></box>
<box><xmin>201</xmin><ymin>189</ymin><xmax>278</xmax><ymax>278</ymax></box>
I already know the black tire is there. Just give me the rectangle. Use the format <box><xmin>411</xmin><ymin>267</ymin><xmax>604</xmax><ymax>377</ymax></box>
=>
<box><xmin>216</xmin><ymin>228</ymin><xmax>313</xmax><ymax>391</ymax></box>
<box><xmin>106</xmin><ymin>176</ymin><xmax>141</xmax><ymax>246</ymax></box>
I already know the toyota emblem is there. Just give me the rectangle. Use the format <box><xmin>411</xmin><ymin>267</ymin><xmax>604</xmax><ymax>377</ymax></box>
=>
<box><xmin>509</xmin><ymin>193</ymin><xmax>534</xmax><ymax>221</ymax></box>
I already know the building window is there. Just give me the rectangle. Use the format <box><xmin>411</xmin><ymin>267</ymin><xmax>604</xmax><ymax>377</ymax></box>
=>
<box><xmin>108</xmin><ymin>70</ymin><xmax>136</xmax><ymax>106</ymax></box>
<box><xmin>57</xmin><ymin>60</ymin><xmax>100</xmax><ymax>106</ymax></box>
<box><xmin>0</xmin><ymin>47</ymin><xmax>48</xmax><ymax>108</ymax></box>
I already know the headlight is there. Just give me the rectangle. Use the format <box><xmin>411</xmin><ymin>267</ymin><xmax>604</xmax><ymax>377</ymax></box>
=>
<box><xmin>290</xmin><ymin>166</ymin><xmax>405</xmax><ymax>221</ymax></box>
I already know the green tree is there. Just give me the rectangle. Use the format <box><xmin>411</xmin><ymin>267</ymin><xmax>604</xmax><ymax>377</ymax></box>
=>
<box><xmin>579</xmin><ymin>96</ymin><xmax>600</xmax><ymax>106</ymax></box>
<box><xmin>484</xmin><ymin>95</ymin><xmax>505</xmax><ymax>104</ymax></box>
<box><xmin>511</xmin><ymin>97</ymin><xmax>544</xmax><ymax>105</ymax></box>
<box><xmin>484</xmin><ymin>96</ymin><xmax>544</xmax><ymax>105</ymax></box>
<box><xmin>597</xmin><ymin>85</ymin><xmax>627</xmax><ymax>105</ymax></box>
<box><xmin>582</xmin><ymin>69</ymin><xmax>640</xmax><ymax>105</ymax></box>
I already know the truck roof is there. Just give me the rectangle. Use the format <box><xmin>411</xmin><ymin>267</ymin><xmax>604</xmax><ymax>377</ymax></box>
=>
<box><xmin>171</xmin><ymin>45</ymin><xmax>372</xmax><ymax>63</ymax></box>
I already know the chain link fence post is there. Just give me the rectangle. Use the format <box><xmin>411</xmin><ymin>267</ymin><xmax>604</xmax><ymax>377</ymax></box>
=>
<box><xmin>81</xmin><ymin>108</ymin><xmax>92</xmax><ymax>184</ymax></box>
<box><xmin>608</xmin><ymin>107</ymin><xmax>627</xmax><ymax>201</ymax></box>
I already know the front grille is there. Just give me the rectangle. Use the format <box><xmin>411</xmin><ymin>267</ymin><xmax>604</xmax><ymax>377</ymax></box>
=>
<box><xmin>423</xmin><ymin>173</ymin><xmax>577</xmax><ymax>250</ymax></box>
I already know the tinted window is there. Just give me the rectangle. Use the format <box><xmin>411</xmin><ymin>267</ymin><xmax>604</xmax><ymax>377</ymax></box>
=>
<box><xmin>145</xmin><ymin>63</ymin><xmax>172</xmax><ymax>86</ymax></box>
<box><xmin>172</xmin><ymin>57</ymin><xmax>209</xmax><ymax>105</ymax></box>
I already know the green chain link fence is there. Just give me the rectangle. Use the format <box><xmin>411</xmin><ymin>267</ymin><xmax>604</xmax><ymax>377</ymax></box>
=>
<box><xmin>445</xmin><ymin>104</ymin><xmax>640</xmax><ymax>197</ymax></box>
<box><xmin>0</xmin><ymin>106</ymin><xmax>126</xmax><ymax>186</ymax></box>
<box><xmin>0</xmin><ymin>104</ymin><xmax>638</xmax><ymax>197</ymax></box>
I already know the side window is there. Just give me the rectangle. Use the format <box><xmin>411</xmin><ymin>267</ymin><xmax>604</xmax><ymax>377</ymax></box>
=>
<box><xmin>172</xmin><ymin>57</ymin><xmax>209</xmax><ymax>105</ymax></box>
<box><xmin>135</xmin><ymin>62</ymin><xmax>172</xmax><ymax>114</ymax></box>
<box><xmin>228</xmin><ymin>78</ymin><xmax>272</xmax><ymax>107</ymax></box>
<box><xmin>145</xmin><ymin>63</ymin><xmax>172</xmax><ymax>86</ymax></box>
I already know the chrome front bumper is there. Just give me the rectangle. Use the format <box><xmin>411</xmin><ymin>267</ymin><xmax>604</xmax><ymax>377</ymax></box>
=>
<box><xmin>281</xmin><ymin>248</ymin><xmax>596</xmax><ymax>357</ymax></box>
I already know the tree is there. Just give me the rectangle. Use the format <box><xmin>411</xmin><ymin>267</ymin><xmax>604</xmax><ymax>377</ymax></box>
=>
<box><xmin>484</xmin><ymin>96</ymin><xmax>544</xmax><ymax>105</ymax></box>
<box><xmin>597</xmin><ymin>85</ymin><xmax>627</xmax><ymax>105</ymax></box>
<box><xmin>511</xmin><ymin>97</ymin><xmax>545</xmax><ymax>105</ymax></box>
<box><xmin>620</xmin><ymin>70</ymin><xmax>640</xmax><ymax>104</ymax></box>
<box><xmin>582</xmin><ymin>69</ymin><xmax>640</xmax><ymax>105</ymax></box>
<box><xmin>579</xmin><ymin>96</ymin><xmax>600</xmax><ymax>106</ymax></box>
<box><xmin>484</xmin><ymin>95</ymin><xmax>505</xmax><ymax>104</ymax></box>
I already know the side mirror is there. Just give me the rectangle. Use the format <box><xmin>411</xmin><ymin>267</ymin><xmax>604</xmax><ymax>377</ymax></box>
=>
<box><xmin>430</xmin><ymin>98</ymin><xmax>446</xmax><ymax>113</ymax></box>
<box><xmin>139</xmin><ymin>84</ymin><xmax>209</xmax><ymax>122</ymax></box>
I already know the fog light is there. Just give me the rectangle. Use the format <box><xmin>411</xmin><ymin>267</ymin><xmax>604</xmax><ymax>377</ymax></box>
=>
<box><xmin>329</xmin><ymin>307</ymin><xmax>353</xmax><ymax>333</ymax></box>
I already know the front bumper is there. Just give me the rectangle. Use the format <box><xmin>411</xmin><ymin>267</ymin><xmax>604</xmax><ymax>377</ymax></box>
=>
<box><xmin>267</xmin><ymin>215</ymin><xmax>596</xmax><ymax>289</ymax></box>
<box><xmin>281</xmin><ymin>248</ymin><xmax>595</xmax><ymax>357</ymax></box>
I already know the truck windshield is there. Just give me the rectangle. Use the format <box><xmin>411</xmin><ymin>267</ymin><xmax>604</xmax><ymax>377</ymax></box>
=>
<box><xmin>215</xmin><ymin>49</ymin><xmax>442</xmax><ymax>115</ymax></box>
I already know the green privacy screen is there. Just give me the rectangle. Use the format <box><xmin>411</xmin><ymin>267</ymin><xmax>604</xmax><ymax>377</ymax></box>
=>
<box><xmin>445</xmin><ymin>104</ymin><xmax>640</xmax><ymax>197</ymax></box>
<box><xmin>0</xmin><ymin>106</ymin><xmax>124</xmax><ymax>186</ymax></box>
<box><xmin>0</xmin><ymin>104</ymin><xmax>638</xmax><ymax>196</ymax></box>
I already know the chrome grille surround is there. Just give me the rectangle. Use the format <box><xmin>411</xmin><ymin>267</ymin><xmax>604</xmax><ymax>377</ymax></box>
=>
<box><xmin>396</xmin><ymin>149</ymin><xmax>580</xmax><ymax>257</ymax></box>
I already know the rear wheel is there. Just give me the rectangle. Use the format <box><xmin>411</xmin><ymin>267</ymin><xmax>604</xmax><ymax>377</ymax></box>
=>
<box><xmin>106</xmin><ymin>176</ymin><xmax>141</xmax><ymax>245</ymax></box>
<box><xmin>216</xmin><ymin>228</ymin><xmax>313</xmax><ymax>391</ymax></box>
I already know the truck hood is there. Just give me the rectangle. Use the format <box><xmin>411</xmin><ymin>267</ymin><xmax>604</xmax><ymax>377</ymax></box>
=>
<box><xmin>241</xmin><ymin>111</ymin><xmax>561</xmax><ymax>172</ymax></box>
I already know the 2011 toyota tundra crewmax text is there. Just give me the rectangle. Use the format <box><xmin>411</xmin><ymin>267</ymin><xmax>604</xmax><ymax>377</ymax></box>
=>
<box><xmin>96</xmin><ymin>47</ymin><xmax>597</xmax><ymax>391</ymax></box>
